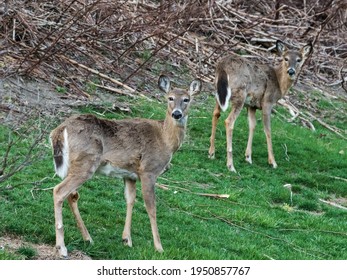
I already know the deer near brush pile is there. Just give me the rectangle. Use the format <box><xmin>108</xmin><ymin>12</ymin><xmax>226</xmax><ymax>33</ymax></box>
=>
<box><xmin>208</xmin><ymin>40</ymin><xmax>312</xmax><ymax>172</ymax></box>
<box><xmin>50</xmin><ymin>75</ymin><xmax>201</xmax><ymax>258</ymax></box>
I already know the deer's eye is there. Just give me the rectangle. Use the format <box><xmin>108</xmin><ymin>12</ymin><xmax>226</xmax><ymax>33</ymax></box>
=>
<box><xmin>296</xmin><ymin>58</ymin><xmax>302</xmax><ymax>63</ymax></box>
<box><xmin>168</xmin><ymin>96</ymin><xmax>174</xmax><ymax>101</ymax></box>
<box><xmin>284</xmin><ymin>57</ymin><xmax>289</xmax><ymax>62</ymax></box>
<box><xmin>183</xmin><ymin>98</ymin><xmax>190</xmax><ymax>103</ymax></box>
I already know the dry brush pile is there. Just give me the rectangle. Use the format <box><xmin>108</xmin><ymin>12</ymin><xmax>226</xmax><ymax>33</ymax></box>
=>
<box><xmin>0</xmin><ymin>0</ymin><xmax>346</xmax><ymax>134</ymax></box>
<box><xmin>1</xmin><ymin>0</ymin><xmax>346</xmax><ymax>94</ymax></box>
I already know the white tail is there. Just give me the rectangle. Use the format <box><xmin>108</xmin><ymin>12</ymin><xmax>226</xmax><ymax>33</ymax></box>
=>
<box><xmin>208</xmin><ymin>40</ymin><xmax>312</xmax><ymax>172</ymax></box>
<box><xmin>50</xmin><ymin>75</ymin><xmax>201</xmax><ymax>258</ymax></box>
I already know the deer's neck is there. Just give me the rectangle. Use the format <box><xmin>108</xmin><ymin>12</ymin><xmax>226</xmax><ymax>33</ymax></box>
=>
<box><xmin>163</xmin><ymin>112</ymin><xmax>187</xmax><ymax>153</ymax></box>
<box><xmin>275</xmin><ymin>64</ymin><xmax>294</xmax><ymax>97</ymax></box>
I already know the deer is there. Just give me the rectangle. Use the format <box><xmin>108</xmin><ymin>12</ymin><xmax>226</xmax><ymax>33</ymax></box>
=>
<box><xmin>50</xmin><ymin>75</ymin><xmax>201</xmax><ymax>258</ymax></box>
<box><xmin>208</xmin><ymin>40</ymin><xmax>312</xmax><ymax>173</ymax></box>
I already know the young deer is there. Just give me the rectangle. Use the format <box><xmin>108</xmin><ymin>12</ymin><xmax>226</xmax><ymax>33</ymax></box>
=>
<box><xmin>208</xmin><ymin>40</ymin><xmax>312</xmax><ymax>172</ymax></box>
<box><xmin>50</xmin><ymin>75</ymin><xmax>201</xmax><ymax>258</ymax></box>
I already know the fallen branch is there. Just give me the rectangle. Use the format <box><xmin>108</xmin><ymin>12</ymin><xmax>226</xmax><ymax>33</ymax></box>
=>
<box><xmin>60</xmin><ymin>55</ymin><xmax>136</xmax><ymax>93</ymax></box>
<box><xmin>156</xmin><ymin>183</ymin><xmax>169</xmax><ymax>190</ymax></box>
<box><xmin>277</xmin><ymin>99</ymin><xmax>315</xmax><ymax>130</ymax></box>
<box><xmin>91</xmin><ymin>82</ymin><xmax>136</xmax><ymax>97</ymax></box>
<box><xmin>196</xmin><ymin>193</ymin><xmax>230</xmax><ymax>199</ymax></box>
<box><xmin>156</xmin><ymin>182</ymin><xmax>230</xmax><ymax>199</ymax></box>
<box><xmin>319</xmin><ymin>199</ymin><xmax>347</xmax><ymax>211</ymax></box>
<box><xmin>278</xmin><ymin>98</ymin><xmax>347</xmax><ymax>139</ymax></box>
<box><xmin>305</xmin><ymin>111</ymin><xmax>347</xmax><ymax>140</ymax></box>
<box><xmin>327</xmin><ymin>175</ymin><xmax>347</xmax><ymax>183</ymax></box>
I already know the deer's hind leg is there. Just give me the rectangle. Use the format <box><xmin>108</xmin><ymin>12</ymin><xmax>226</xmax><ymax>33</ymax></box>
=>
<box><xmin>54</xmin><ymin>151</ymin><xmax>101</xmax><ymax>258</ymax></box>
<box><xmin>67</xmin><ymin>191</ymin><xmax>93</xmax><ymax>243</ymax></box>
<box><xmin>54</xmin><ymin>173</ymin><xmax>93</xmax><ymax>258</ymax></box>
<box><xmin>225</xmin><ymin>89</ymin><xmax>246</xmax><ymax>173</ymax></box>
<box><xmin>209</xmin><ymin>101</ymin><xmax>221</xmax><ymax>159</ymax></box>
<box><xmin>122</xmin><ymin>178</ymin><xmax>136</xmax><ymax>247</ymax></box>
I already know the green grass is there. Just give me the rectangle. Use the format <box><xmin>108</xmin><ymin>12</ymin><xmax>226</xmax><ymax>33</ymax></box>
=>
<box><xmin>0</xmin><ymin>92</ymin><xmax>346</xmax><ymax>260</ymax></box>
<box><xmin>0</xmin><ymin>244</ymin><xmax>37</xmax><ymax>260</ymax></box>
<box><xmin>0</xmin><ymin>250</ymin><xmax>24</xmax><ymax>260</ymax></box>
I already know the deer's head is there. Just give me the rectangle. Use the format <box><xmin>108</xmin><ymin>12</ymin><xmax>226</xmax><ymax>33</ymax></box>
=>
<box><xmin>158</xmin><ymin>75</ymin><xmax>201</xmax><ymax>126</ymax></box>
<box><xmin>277</xmin><ymin>40</ymin><xmax>312</xmax><ymax>81</ymax></box>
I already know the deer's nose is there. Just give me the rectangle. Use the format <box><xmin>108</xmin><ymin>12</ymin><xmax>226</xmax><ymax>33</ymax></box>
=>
<box><xmin>287</xmin><ymin>68</ymin><xmax>296</xmax><ymax>76</ymax></box>
<box><xmin>172</xmin><ymin>110</ymin><xmax>183</xmax><ymax>120</ymax></box>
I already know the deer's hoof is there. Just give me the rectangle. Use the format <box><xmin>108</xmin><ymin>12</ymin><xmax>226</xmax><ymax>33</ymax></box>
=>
<box><xmin>245</xmin><ymin>155</ymin><xmax>252</xmax><ymax>164</ymax></box>
<box><xmin>55</xmin><ymin>245</ymin><xmax>68</xmax><ymax>259</ymax></box>
<box><xmin>155</xmin><ymin>245</ymin><xmax>164</xmax><ymax>253</ymax></box>
<box><xmin>122</xmin><ymin>237</ymin><xmax>132</xmax><ymax>247</ymax></box>
<box><xmin>227</xmin><ymin>164</ymin><xmax>237</xmax><ymax>173</ymax></box>
<box><xmin>84</xmin><ymin>236</ymin><xmax>94</xmax><ymax>244</ymax></box>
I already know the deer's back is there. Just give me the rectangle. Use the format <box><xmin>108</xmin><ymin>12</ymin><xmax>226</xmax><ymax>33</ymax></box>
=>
<box><xmin>52</xmin><ymin>114</ymin><xmax>171</xmax><ymax>176</ymax></box>
<box><xmin>217</xmin><ymin>55</ymin><xmax>280</xmax><ymax>108</ymax></box>
<box><xmin>218</xmin><ymin>56</ymin><xmax>277</xmax><ymax>87</ymax></box>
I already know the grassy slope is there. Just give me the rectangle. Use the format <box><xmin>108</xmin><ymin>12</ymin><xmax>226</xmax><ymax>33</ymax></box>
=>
<box><xmin>0</xmin><ymin>91</ymin><xmax>346</xmax><ymax>260</ymax></box>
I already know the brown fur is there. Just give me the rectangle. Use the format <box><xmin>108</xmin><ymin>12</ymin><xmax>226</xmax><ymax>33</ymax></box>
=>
<box><xmin>50</xmin><ymin>75</ymin><xmax>201</xmax><ymax>258</ymax></box>
<box><xmin>209</xmin><ymin>40</ymin><xmax>312</xmax><ymax>172</ymax></box>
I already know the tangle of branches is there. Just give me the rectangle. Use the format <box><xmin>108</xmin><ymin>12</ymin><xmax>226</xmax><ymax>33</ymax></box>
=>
<box><xmin>0</xmin><ymin>0</ymin><xmax>346</xmax><ymax>97</ymax></box>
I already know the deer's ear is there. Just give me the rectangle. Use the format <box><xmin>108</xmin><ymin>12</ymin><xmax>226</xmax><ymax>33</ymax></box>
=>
<box><xmin>189</xmin><ymin>79</ymin><xmax>201</xmax><ymax>96</ymax></box>
<box><xmin>276</xmin><ymin>40</ymin><xmax>287</xmax><ymax>55</ymax></box>
<box><xmin>302</xmin><ymin>43</ymin><xmax>313</xmax><ymax>58</ymax></box>
<box><xmin>158</xmin><ymin>75</ymin><xmax>171</xmax><ymax>93</ymax></box>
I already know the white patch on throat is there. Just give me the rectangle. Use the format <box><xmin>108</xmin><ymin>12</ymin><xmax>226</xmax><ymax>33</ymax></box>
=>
<box><xmin>176</xmin><ymin>115</ymin><xmax>188</xmax><ymax>126</ymax></box>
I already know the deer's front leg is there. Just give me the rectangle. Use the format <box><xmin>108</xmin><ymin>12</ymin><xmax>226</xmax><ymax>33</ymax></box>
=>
<box><xmin>122</xmin><ymin>179</ymin><xmax>137</xmax><ymax>247</ymax></box>
<box><xmin>140</xmin><ymin>173</ymin><xmax>163</xmax><ymax>253</ymax></box>
<box><xmin>245</xmin><ymin>107</ymin><xmax>256</xmax><ymax>164</ymax></box>
<box><xmin>262</xmin><ymin>107</ymin><xmax>277</xmax><ymax>168</ymax></box>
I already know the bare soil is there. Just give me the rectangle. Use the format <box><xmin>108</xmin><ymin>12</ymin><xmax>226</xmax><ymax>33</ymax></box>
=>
<box><xmin>0</xmin><ymin>76</ymin><xmax>133</xmax><ymax>127</ymax></box>
<box><xmin>0</xmin><ymin>234</ymin><xmax>91</xmax><ymax>260</ymax></box>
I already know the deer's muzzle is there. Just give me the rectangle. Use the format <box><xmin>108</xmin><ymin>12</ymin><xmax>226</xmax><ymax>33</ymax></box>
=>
<box><xmin>172</xmin><ymin>110</ymin><xmax>183</xmax><ymax>120</ymax></box>
<box><xmin>287</xmin><ymin>68</ymin><xmax>296</xmax><ymax>77</ymax></box>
